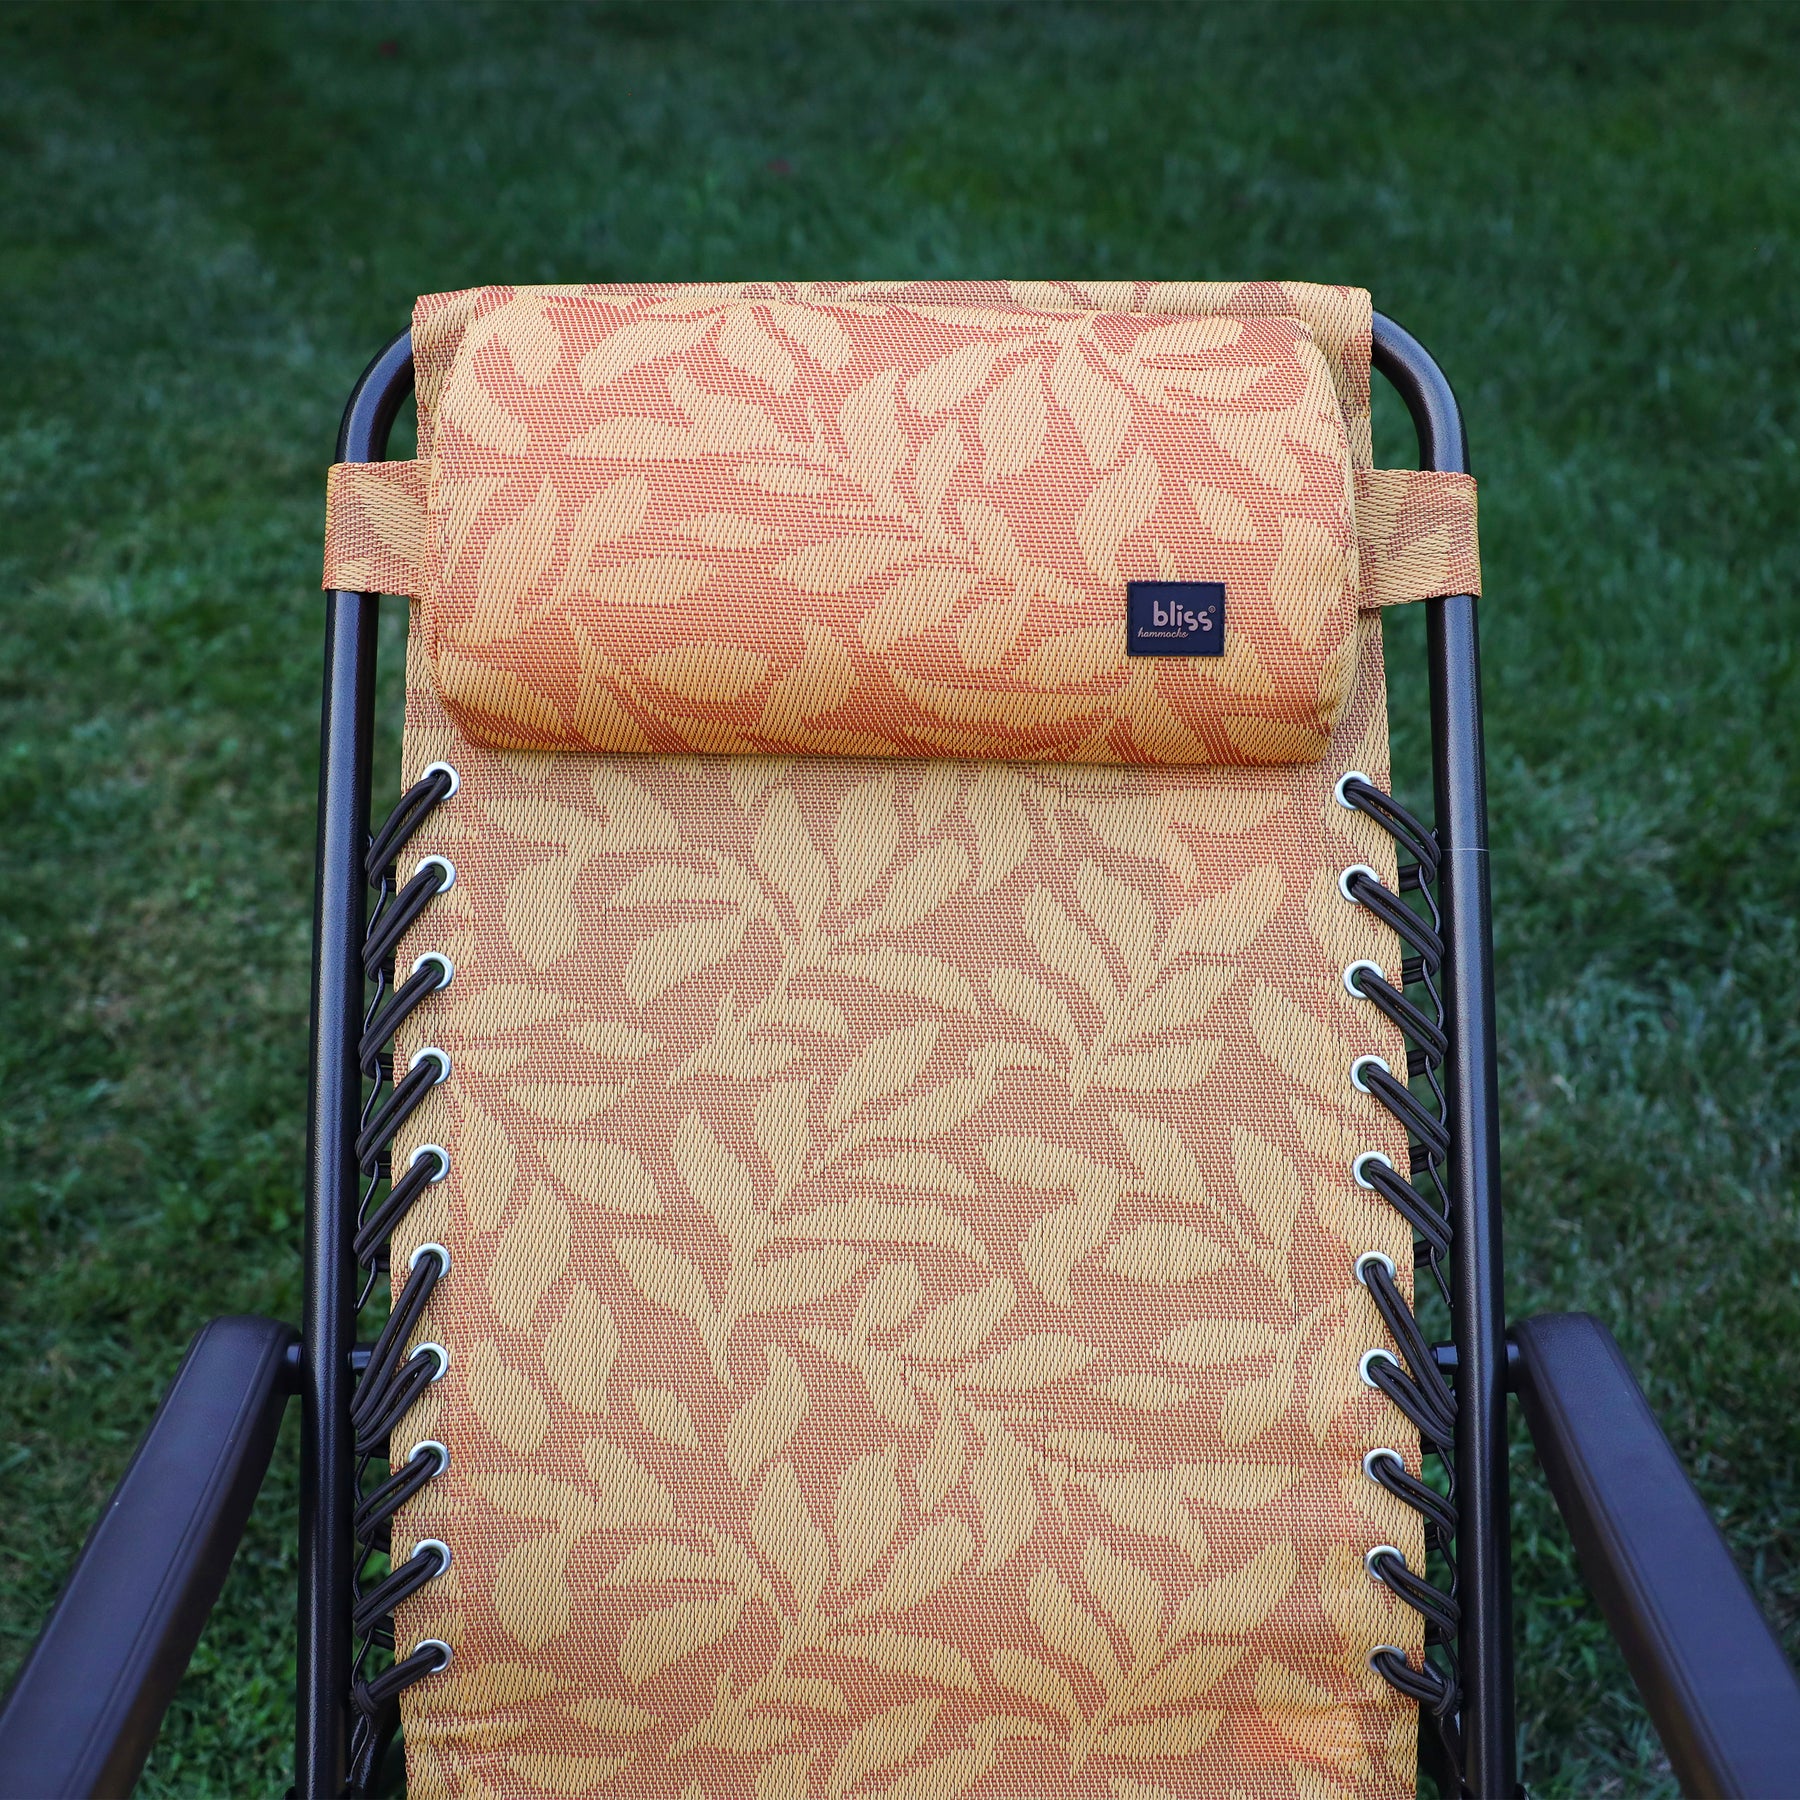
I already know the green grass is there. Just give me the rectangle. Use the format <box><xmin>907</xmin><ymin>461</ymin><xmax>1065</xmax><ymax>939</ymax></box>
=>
<box><xmin>1</xmin><ymin>3</ymin><xmax>1796</xmax><ymax>1794</ymax></box>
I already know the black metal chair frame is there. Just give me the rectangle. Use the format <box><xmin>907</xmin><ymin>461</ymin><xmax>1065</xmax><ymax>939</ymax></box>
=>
<box><xmin>1</xmin><ymin>316</ymin><xmax>1795</xmax><ymax>1800</ymax></box>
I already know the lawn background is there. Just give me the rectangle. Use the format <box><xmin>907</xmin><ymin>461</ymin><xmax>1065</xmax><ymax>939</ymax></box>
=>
<box><xmin>2</xmin><ymin>4</ymin><xmax>1797</xmax><ymax>1795</ymax></box>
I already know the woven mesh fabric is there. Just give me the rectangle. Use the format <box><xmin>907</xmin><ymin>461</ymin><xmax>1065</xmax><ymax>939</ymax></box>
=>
<box><xmin>1352</xmin><ymin>471</ymin><xmax>1479</xmax><ymax>614</ymax></box>
<box><xmin>324</xmin><ymin>282</ymin><xmax>1476</xmax><ymax>768</ymax></box>
<box><xmin>362</xmin><ymin>282</ymin><xmax>1433</xmax><ymax>1799</ymax></box>
<box><xmin>381</xmin><ymin>642</ymin><xmax>1425</xmax><ymax>1795</ymax></box>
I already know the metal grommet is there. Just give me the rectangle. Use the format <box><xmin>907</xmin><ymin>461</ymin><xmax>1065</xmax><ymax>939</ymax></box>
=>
<box><xmin>411</xmin><ymin>951</ymin><xmax>455</xmax><ymax>991</ymax></box>
<box><xmin>1353</xmin><ymin>1150</ymin><xmax>1396</xmax><ymax>1190</ymax></box>
<box><xmin>1343</xmin><ymin>959</ymin><xmax>1386</xmax><ymax>998</ymax></box>
<box><xmin>411</xmin><ymin>1241</ymin><xmax>451</xmax><ymax>1279</ymax></box>
<box><xmin>414</xmin><ymin>854</ymin><xmax>456</xmax><ymax>894</ymax></box>
<box><xmin>416</xmin><ymin>1341</ymin><xmax>451</xmax><ymax>1382</ymax></box>
<box><xmin>1339</xmin><ymin>862</ymin><xmax>1380</xmax><ymax>904</ymax></box>
<box><xmin>1350</xmin><ymin>1053</ymin><xmax>1391</xmax><ymax>1093</ymax></box>
<box><xmin>1369</xmin><ymin>1643</ymin><xmax>1407</xmax><ymax>1674</ymax></box>
<box><xmin>1359</xmin><ymin>1347</ymin><xmax>1399</xmax><ymax>1388</ymax></box>
<box><xmin>408</xmin><ymin>1143</ymin><xmax>451</xmax><ymax>1184</ymax></box>
<box><xmin>410</xmin><ymin>1046</ymin><xmax>452</xmax><ymax>1085</ymax></box>
<box><xmin>417</xmin><ymin>1638</ymin><xmax>454</xmax><ymax>1674</ymax></box>
<box><xmin>407</xmin><ymin>1439</ymin><xmax>450</xmax><ymax>1477</ymax></box>
<box><xmin>1365</xmin><ymin>1543</ymin><xmax>1405</xmax><ymax>1581</ymax></box>
<box><xmin>1362</xmin><ymin>1446</ymin><xmax>1405</xmax><ymax>1482</ymax></box>
<box><xmin>412</xmin><ymin>1537</ymin><xmax>453</xmax><ymax>1576</ymax></box>
<box><xmin>422</xmin><ymin>761</ymin><xmax>461</xmax><ymax>800</ymax></box>
<box><xmin>1334</xmin><ymin>770</ymin><xmax>1371</xmax><ymax>810</ymax></box>
<box><xmin>1355</xmin><ymin>1250</ymin><xmax>1397</xmax><ymax>1287</ymax></box>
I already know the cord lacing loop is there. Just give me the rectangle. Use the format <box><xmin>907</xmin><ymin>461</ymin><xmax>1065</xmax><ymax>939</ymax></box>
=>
<box><xmin>1372</xmin><ymin>1644</ymin><xmax>1460</xmax><ymax>1720</ymax></box>
<box><xmin>361</xmin><ymin>857</ymin><xmax>453</xmax><ymax>979</ymax></box>
<box><xmin>354</xmin><ymin>1053</ymin><xmax>445</xmax><ymax>1174</ymax></box>
<box><xmin>1367</xmin><ymin>1547</ymin><xmax>1460</xmax><ymax>1642</ymax></box>
<box><xmin>1358</xmin><ymin>1150</ymin><xmax>1453</xmax><ymax>1264</ymax></box>
<box><xmin>1347</xmin><ymin>963</ymin><xmax>1449</xmax><ymax>1066</ymax></box>
<box><xmin>1337</xmin><ymin>774</ymin><xmax>1441</xmax><ymax>879</ymax></box>
<box><xmin>1342</xmin><ymin>865</ymin><xmax>1444</xmax><ymax>974</ymax></box>
<box><xmin>352</xmin><ymin>1540</ymin><xmax>451</xmax><ymax>1638</ymax></box>
<box><xmin>1337</xmin><ymin>774</ymin><xmax>1466</xmax><ymax>1772</ymax></box>
<box><xmin>364</xmin><ymin>764</ymin><xmax>456</xmax><ymax>884</ymax></box>
<box><xmin>1365</xmin><ymin>1449</ymin><xmax>1457</xmax><ymax>1548</ymax></box>
<box><xmin>353</xmin><ymin>1440</ymin><xmax>448</xmax><ymax>1549</ymax></box>
<box><xmin>359</xmin><ymin>958</ymin><xmax>450</xmax><ymax>1078</ymax></box>
<box><xmin>350</xmin><ymin>1640</ymin><xmax>452</xmax><ymax>1720</ymax></box>
<box><xmin>352</xmin><ymin>1146</ymin><xmax>447</xmax><ymax>1267</ymax></box>
<box><xmin>346</xmin><ymin>767</ymin><xmax>459</xmax><ymax>1793</ymax></box>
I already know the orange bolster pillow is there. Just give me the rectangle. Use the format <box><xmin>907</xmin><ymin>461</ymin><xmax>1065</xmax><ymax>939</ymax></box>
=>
<box><xmin>325</xmin><ymin>288</ymin><xmax>1477</xmax><ymax>765</ymax></box>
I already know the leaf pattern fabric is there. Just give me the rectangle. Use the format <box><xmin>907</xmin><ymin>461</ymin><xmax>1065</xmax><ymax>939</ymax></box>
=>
<box><xmin>378</xmin><ymin>629</ymin><xmax>1423</xmax><ymax>1796</ymax></box>
<box><xmin>324</xmin><ymin>282</ymin><xmax>1478</xmax><ymax>767</ymax></box>
<box><xmin>352</xmin><ymin>279</ymin><xmax>1435</xmax><ymax>1799</ymax></box>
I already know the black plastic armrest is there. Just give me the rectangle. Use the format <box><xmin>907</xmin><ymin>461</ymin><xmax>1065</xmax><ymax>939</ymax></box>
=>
<box><xmin>0</xmin><ymin>1315</ymin><xmax>298</xmax><ymax>1799</ymax></box>
<box><xmin>1513</xmin><ymin>1312</ymin><xmax>1800</xmax><ymax>1799</ymax></box>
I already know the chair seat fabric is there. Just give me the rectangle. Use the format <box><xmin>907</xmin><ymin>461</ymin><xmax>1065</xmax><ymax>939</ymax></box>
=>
<box><xmin>374</xmin><ymin>282</ymin><xmax>1432</xmax><ymax>1800</ymax></box>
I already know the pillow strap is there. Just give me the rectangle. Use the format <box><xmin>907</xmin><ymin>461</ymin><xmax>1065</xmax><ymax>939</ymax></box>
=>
<box><xmin>1357</xmin><ymin>467</ymin><xmax>1481</xmax><ymax>608</ymax></box>
<box><xmin>323</xmin><ymin>459</ymin><xmax>427</xmax><ymax>597</ymax></box>
<box><xmin>322</xmin><ymin>460</ymin><xmax>1480</xmax><ymax>612</ymax></box>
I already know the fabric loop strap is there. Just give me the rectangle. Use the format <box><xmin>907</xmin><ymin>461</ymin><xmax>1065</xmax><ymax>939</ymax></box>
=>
<box><xmin>1356</xmin><ymin>467</ymin><xmax>1481</xmax><ymax>608</ymax></box>
<box><xmin>324</xmin><ymin>460</ymin><xmax>426</xmax><ymax>597</ymax></box>
<box><xmin>328</xmin><ymin>458</ymin><xmax>1481</xmax><ymax>612</ymax></box>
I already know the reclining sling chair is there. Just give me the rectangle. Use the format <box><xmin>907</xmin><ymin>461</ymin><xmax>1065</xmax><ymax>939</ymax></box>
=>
<box><xmin>3</xmin><ymin>282</ymin><xmax>1797</xmax><ymax>1800</ymax></box>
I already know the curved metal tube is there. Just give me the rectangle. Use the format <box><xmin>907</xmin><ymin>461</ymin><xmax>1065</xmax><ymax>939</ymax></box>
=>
<box><xmin>300</xmin><ymin>328</ymin><xmax>414</xmax><ymax>1799</ymax></box>
<box><xmin>1374</xmin><ymin>311</ymin><xmax>1515</xmax><ymax>1799</ymax></box>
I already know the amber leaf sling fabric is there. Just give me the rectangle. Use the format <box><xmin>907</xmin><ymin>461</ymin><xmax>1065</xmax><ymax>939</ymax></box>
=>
<box><xmin>327</xmin><ymin>281</ymin><xmax>1479</xmax><ymax>1799</ymax></box>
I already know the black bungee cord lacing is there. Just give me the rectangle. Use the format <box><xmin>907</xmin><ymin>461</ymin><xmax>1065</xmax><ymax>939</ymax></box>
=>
<box><xmin>1335</xmin><ymin>770</ymin><xmax>1467</xmax><ymax>1788</ymax></box>
<box><xmin>345</xmin><ymin>761</ymin><xmax>461</xmax><ymax>1796</ymax></box>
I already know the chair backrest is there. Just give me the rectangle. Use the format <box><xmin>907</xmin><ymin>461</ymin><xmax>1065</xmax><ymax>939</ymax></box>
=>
<box><xmin>308</xmin><ymin>284</ymin><xmax>1508</xmax><ymax>1799</ymax></box>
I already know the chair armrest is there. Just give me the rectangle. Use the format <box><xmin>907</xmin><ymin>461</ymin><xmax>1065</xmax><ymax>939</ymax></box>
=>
<box><xmin>1512</xmin><ymin>1312</ymin><xmax>1800</xmax><ymax>1799</ymax></box>
<box><xmin>0</xmin><ymin>1315</ymin><xmax>298</xmax><ymax>1799</ymax></box>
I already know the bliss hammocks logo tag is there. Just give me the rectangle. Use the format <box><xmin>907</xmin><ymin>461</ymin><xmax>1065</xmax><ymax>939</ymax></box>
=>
<box><xmin>1125</xmin><ymin>581</ymin><xmax>1225</xmax><ymax>656</ymax></box>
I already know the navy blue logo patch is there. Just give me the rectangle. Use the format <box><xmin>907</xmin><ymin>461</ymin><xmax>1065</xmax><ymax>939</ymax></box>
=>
<box><xmin>1126</xmin><ymin>581</ymin><xmax>1225</xmax><ymax>656</ymax></box>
